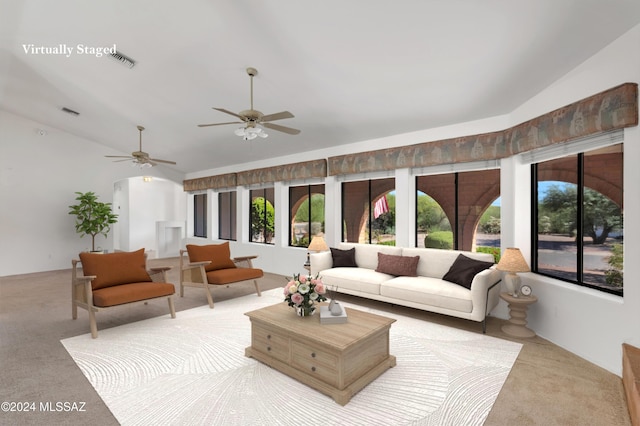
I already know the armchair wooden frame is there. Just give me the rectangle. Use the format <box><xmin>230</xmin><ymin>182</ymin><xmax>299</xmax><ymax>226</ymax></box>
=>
<box><xmin>71</xmin><ymin>259</ymin><xmax>176</xmax><ymax>338</ymax></box>
<box><xmin>179</xmin><ymin>250</ymin><xmax>262</xmax><ymax>308</ymax></box>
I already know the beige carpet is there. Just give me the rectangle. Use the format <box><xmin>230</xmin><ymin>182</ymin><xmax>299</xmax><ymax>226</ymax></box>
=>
<box><xmin>62</xmin><ymin>289</ymin><xmax>521</xmax><ymax>425</ymax></box>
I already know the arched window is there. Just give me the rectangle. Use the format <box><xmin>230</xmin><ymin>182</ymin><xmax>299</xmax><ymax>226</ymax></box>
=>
<box><xmin>289</xmin><ymin>185</ymin><xmax>325</xmax><ymax>247</ymax></box>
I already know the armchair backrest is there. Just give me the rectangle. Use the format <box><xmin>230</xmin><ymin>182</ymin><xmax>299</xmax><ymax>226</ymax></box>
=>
<box><xmin>186</xmin><ymin>242</ymin><xmax>237</xmax><ymax>272</ymax></box>
<box><xmin>78</xmin><ymin>248</ymin><xmax>152</xmax><ymax>290</ymax></box>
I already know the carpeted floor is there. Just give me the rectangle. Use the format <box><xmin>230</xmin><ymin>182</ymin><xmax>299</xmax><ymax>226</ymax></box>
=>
<box><xmin>61</xmin><ymin>289</ymin><xmax>521</xmax><ymax>425</ymax></box>
<box><xmin>0</xmin><ymin>256</ymin><xmax>631</xmax><ymax>425</ymax></box>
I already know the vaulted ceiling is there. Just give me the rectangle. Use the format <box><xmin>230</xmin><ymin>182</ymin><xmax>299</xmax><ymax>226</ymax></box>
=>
<box><xmin>1</xmin><ymin>0</ymin><xmax>639</xmax><ymax>174</ymax></box>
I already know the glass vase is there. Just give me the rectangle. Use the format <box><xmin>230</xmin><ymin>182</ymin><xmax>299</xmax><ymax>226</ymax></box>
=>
<box><xmin>296</xmin><ymin>305</ymin><xmax>315</xmax><ymax>317</ymax></box>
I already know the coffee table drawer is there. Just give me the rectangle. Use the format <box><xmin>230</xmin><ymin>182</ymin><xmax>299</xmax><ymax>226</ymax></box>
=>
<box><xmin>291</xmin><ymin>341</ymin><xmax>338</xmax><ymax>387</ymax></box>
<box><xmin>252</xmin><ymin>324</ymin><xmax>289</xmax><ymax>362</ymax></box>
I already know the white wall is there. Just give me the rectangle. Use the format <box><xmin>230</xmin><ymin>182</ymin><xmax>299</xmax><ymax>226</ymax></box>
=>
<box><xmin>0</xmin><ymin>111</ymin><xmax>186</xmax><ymax>275</ymax></box>
<box><xmin>183</xmin><ymin>24</ymin><xmax>640</xmax><ymax>375</ymax></box>
<box><xmin>505</xmin><ymin>24</ymin><xmax>640</xmax><ymax>376</ymax></box>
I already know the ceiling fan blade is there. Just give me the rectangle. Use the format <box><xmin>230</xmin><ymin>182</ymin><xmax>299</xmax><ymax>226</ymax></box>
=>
<box><xmin>114</xmin><ymin>159</ymin><xmax>133</xmax><ymax>163</ymax></box>
<box><xmin>105</xmin><ymin>155</ymin><xmax>134</xmax><ymax>159</ymax></box>
<box><xmin>197</xmin><ymin>121</ymin><xmax>243</xmax><ymax>128</ymax></box>
<box><xmin>150</xmin><ymin>158</ymin><xmax>177</xmax><ymax>165</ymax></box>
<box><xmin>262</xmin><ymin>122</ymin><xmax>301</xmax><ymax>135</ymax></box>
<box><xmin>261</xmin><ymin>111</ymin><xmax>294</xmax><ymax>122</ymax></box>
<box><xmin>213</xmin><ymin>108</ymin><xmax>246</xmax><ymax>120</ymax></box>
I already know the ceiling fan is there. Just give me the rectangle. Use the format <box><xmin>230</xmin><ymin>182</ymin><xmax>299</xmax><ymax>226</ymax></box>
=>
<box><xmin>198</xmin><ymin>67</ymin><xmax>300</xmax><ymax>140</ymax></box>
<box><xmin>105</xmin><ymin>125</ymin><xmax>176</xmax><ymax>168</ymax></box>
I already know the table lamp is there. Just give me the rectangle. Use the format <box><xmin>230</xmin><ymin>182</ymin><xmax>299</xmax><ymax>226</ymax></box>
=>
<box><xmin>496</xmin><ymin>247</ymin><xmax>530</xmax><ymax>297</ymax></box>
<box><xmin>304</xmin><ymin>234</ymin><xmax>329</xmax><ymax>269</ymax></box>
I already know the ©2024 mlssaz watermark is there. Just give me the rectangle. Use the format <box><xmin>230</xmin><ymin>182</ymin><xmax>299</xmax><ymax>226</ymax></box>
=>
<box><xmin>22</xmin><ymin>43</ymin><xmax>116</xmax><ymax>58</ymax></box>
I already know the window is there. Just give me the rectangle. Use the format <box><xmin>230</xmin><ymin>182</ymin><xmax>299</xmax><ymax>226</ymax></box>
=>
<box><xmin>250</xmin><ymin>188</ymin><xmax>275</xmax><ymax>244</ymax></box>
<box><xmin>342</xmin><ymin>178</ymin><xmax>395</xmax><ymax>244</ymax></box>
<box><xmin>289</xmin><ymin>185</ymin><xmax>325</xmax><ymax>247</ymax></box>
<box><xmin>194</xmin><ymin>193</ymin><xmax>207</xmax><ymax>238</ymax></box>
<box><xmin>416</xmin><ymin>169</ymin><xmax>500</xmax><ymax>256</ymax></box>
<box><xmin>532</xmin><ymin>144</ymin><xmax>623</xmax><ymax>296</ymax></box>
<box><xmin>218</xmin><ymin>191</ymin><xmax>236</xmax><ymax>241</ymax></box>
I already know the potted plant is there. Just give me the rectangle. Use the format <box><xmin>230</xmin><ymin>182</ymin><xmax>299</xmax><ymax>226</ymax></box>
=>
<box><xmin>68</xmin><ymin>191</ymin><xmax>119</xmax><ymax>252</ymax></box>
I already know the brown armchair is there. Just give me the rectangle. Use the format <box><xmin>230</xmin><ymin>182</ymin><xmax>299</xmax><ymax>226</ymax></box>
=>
<box><xmin>179</xmin><ymin>242</ymin><xmax>263</xmax><ymax>308</ymax></box>
<box><xmin>72</xmin><ymin>248</ymin><xmax>176</xmax><ymax>338</ymax></box>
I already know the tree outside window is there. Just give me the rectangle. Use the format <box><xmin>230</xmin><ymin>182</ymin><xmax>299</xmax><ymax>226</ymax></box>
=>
<box><xmin>250</xmin><ymin>188</ymin><xmax>275</xmax><ymax>244</ymax></box>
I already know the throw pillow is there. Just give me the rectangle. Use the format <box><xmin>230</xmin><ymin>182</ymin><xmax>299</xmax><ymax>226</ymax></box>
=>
<box><xmin>375</xmin><ymin>253</ymin><xmax>420</xmax><ymax>277</ymax></box>
<box><xmin>442</xmin><ymin>254</ymin><xmax>494</xmax><ymax>289</ymax></box>
<box><xmin>186</xmin><ymin>242</ymin><xmax>237</xmax><ymax>272</ymax></box>
<box><xmin>79</xmin><ymin>248</ymin><xmax>151</xmax><ymax>290</ymax></box>
<box><xmin>330</xmin><ymin>247</ymin><xmax>357</xmax><ymax>268</ymax></box>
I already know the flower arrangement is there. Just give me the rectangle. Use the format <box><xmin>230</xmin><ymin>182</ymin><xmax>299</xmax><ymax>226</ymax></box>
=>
<box><xmin>284</xmin><ymin>273</ymin><xmax>327</xmax><ymax>316</ymax></box>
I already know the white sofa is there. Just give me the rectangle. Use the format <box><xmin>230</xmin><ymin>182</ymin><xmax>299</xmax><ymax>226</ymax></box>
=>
<box><xmin>310</xmin><ymin>243</ymin><xmax>502</xmax><ymax>332</ymax></box>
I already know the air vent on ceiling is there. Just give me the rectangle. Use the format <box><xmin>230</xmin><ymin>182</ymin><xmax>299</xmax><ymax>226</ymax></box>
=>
<box><xmin>61</xmin><ymin>107</ymin><xmax>80</xmax><ymax>116</ymax></box>
<box><xmin>109</xmin><ymin>50</ymin><xmax>136</xmax><ymax>69</ymax></box>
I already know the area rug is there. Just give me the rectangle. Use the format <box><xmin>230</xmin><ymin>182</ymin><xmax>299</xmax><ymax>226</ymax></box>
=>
<box><xmin>62</xmin><ymin>289</ymin><xmax>521</xmax><ymax>426</ymax></box>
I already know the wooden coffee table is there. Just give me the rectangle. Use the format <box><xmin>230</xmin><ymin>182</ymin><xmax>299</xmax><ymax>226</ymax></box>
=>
<box><xmin>245</xmin><ymin>303</ymin><xmax>396</xmax><ymax>405</ymax></box>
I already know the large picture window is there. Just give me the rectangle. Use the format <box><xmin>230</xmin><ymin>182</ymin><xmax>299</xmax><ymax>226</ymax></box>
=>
<box><xmin>218</xmin><ymin>191</ymin><xmax>236</xmax><ymax>241</ymax></box>
<box><xmin>250</xmin><ymin>188</ymin><xmax>275</xmax><ymax>245</ymax></box>
<box><xmin>342</xmin><ymin>178</ymin><xmax>395</xmax><ymax>245</ymax></box>
<box><xmin>194</xmin><ymin>193</ymin><xmax>207</xmax><ymax>238</ymax></box>
<box><xmin>532</xmin><ymin>144</ymin><xmax>623</xmax><ymax>296</ymax></box>
<box><xmin>416</xmin><ymin>169</ymin><xmax>500</xmax><ymax>258</ymax></box>
<box><xmin>289</xmin><ymin>185</ymin><xmax>325</xmax><ymax>247</ymax></box>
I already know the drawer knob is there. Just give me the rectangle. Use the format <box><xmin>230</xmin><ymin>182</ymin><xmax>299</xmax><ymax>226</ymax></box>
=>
<box><xmin>311</xmin><ymin>352</ymin><xmax>316</xmax><ymax>358</ymax></box>
<box><xmin>267</xmin><ymin>346</ymin><xmax>271</xmax><ymax>351</ymax></box>
<box><xmin>311</xmin><ymin>366</ymin><xmax>316</xmax><ymax>372</ymax></box>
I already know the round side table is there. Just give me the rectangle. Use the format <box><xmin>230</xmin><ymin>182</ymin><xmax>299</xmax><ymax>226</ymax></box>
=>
<box><xmin>500</xmin><ymin>292</ymin><xmax>538</xmax><ymax>338</ymax></box>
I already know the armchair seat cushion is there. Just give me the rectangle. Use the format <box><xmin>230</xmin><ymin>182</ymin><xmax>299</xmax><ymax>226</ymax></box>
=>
<box><xmin>92</xmin><ymin>282</ymin><xmax>175</xmax><ymax>307</ymax></box>
<box><xmin>206</xmin><ymin>268</ymin><xmax>263</xmax><ymax>285</ymax></box>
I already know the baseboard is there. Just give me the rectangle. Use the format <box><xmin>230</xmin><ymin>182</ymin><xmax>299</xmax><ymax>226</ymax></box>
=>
<box><xmin>622</xmin><ymin>343</ymin><xmax>640</xmax><ymax>426</ymax></box>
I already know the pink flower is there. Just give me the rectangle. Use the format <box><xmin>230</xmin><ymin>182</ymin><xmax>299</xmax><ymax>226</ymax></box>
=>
<box><xmin>291</xmin><ymin>293</ymin><xmax>304</xmax><ymax>305</ymax></box>
<box><xmin>314</xmin><ymin>282</ymin><xmax>326</xmax><ymax>294</ymax></box>
<box><xmin>299</xmin><ymin>275</ymin><xmax>307</xmax><ymax>283</ymax></box>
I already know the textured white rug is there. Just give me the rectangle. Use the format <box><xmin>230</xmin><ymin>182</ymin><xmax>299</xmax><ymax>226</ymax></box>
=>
<box><xmin>62</xmin><ymin>289</ymin><xmax>521</xmax><ymax>426</ymax></box>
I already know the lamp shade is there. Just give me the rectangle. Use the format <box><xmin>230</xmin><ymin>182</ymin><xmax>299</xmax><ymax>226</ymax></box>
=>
<box><xmin>496</xmin><ymin>248</ymin><xmax>530</xmax><ymax>273</ymax></box>
<box><xmin>307</xmin><ymin>235</ymin><xmax>329</xmax><ymax>252</ymax></box>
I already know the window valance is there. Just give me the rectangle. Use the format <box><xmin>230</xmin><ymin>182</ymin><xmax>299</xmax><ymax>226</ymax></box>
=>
<box><xmin>183</xmin><ymin>173</ymin><xmax>237</xmax><ymax>192</ymax></box>
<box><xmin>236</xmin><ymin>159</ymin><xmax>327</xmax><ymax>186</ymax></box>
<box><xmin>184</xmin><ymin>160</ymin><xmax>328</xmax><ymax>191</ymax></box>
<box><xmin>327</xmin><ymin>83</ymin><xmax>637</xmax><ymax>176</ymax></box>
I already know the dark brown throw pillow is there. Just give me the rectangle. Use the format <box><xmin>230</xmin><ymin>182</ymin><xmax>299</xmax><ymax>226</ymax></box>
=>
<box><xmin>375</xmin><ymin>253</ymin><xmax>420</xmax><ymax>277</ymax></box>
<box><xmin>442</xmin><ymin>254</ymin><xmax>494</xmax><ymax>289</ymax></box>
<box><xmin>330</xmin><ymin>247</ymin><xmax>357</xmax><ymax>267</ymax></box>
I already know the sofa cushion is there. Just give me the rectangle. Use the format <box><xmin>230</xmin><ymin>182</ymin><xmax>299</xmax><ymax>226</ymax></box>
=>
<box><xmin>319</xmin><ymin>267</ymin><xmax>392</xmax><ymax>295</ymax></box>
<box><xmin>187</xmin><ymin>242</ymin><xmax>237</xmax><ymax>272</ymax></box>
<box><xmin>330</xmin><ymin>247</ymin><xmax>357</xmax><ymax>267</ymax></box>
<box><xmin>375</xmin><ymin>253</ymin><xmax>419</xmax><ymax>277</ymax></box>
<box><xmin>442</xmin><ymin>254</ymin><xmax>494</xmax><ymax>289</ymax></box>
<box><xmin>401</xmin><ymin>247</ymin><xmax>494</xmax><ymax>279</ymax></box>
<box><xmin>381</xmin><ymin>276</ymin><xmax>473</xmax><ymax>313</ymax></box>
<box><xmin>92</xmin><ymin>281</ymin><xmax>175</xmax><ymax>307</ymax></box>
<box><xmin>79</xmin><ymin>248</ymin><xmax>151</xmax><ymax>290</ymax></box>
<box><xmin>339</xmin><ymin>243</ymin><xmax>402</xmax><ymax>270</ymax></box>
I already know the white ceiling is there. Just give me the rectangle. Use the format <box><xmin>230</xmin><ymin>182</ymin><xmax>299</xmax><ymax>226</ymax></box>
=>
<box><xmin>1</xmin><ymin>0</ymin><xmax>639</xmax><ymax>174</ymax></box>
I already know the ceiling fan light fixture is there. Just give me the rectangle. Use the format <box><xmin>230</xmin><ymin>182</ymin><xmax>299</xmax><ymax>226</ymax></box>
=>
<box><xmin>235</xmin><ymin>125</ymin><xmax>268</xmax><ymax>140</ymax></box>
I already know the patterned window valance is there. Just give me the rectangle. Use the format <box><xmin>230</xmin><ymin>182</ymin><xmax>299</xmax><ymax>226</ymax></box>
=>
<box><xmin>183</xmin><ymin>173</ymin><xmax>237</xmax><ymax>192</ymax></box>
<box><xmin>327</xmin><ymin>83</ymin><xmax>638</xmax><ymax>176</ymax></box>
<box><xmin>236</xmin><ymin>159</ymin><xmax>327</xmax><ymax>186</ymax></box>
